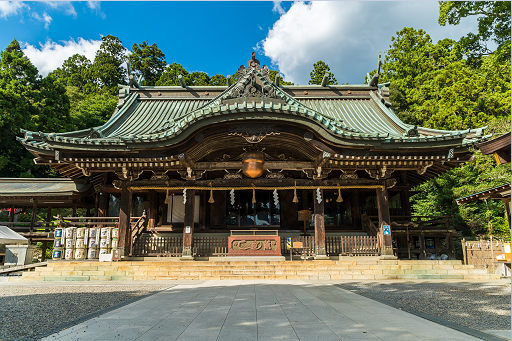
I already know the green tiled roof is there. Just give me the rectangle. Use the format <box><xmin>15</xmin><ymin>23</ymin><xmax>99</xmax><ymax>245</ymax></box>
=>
<box><xmin>18</xmin><ymin>61</ymin><xmax>489</xmax><ymax>153</ymax></box>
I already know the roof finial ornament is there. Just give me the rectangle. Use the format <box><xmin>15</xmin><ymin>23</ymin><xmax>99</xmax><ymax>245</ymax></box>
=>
<box><xmin>252</xmin><ymin>51</ymin><xmax>256</xmax><ymax>60</ymax></box>
<box><xmin>127</xmin><ymin>55</ymin><xmax>141</xmax><ymax>89</ymax></box>
<box><xmin>227</xmin><ymin>74</ymin><xmax>232</xmax><ymax>86</ymax></box>
<box><xmin>368</xmin><ymin>51</ymin><xmax>381</xmax><ymax>87</ymax></box>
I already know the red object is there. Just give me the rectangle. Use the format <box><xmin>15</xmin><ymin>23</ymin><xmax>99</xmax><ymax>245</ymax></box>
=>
<box><xmin>228</xmin><ymin>235</ymin><xmax>281</xmax><ymax>256</ymax></box>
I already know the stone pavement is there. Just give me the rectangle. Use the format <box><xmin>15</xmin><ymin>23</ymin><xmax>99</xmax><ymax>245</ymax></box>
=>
<box><xmin>42</xmin><ymin>280</ymin><xmax>483</xmax><ymax>341</ymax></box>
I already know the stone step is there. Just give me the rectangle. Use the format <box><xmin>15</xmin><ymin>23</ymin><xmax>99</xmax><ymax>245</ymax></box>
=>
<box><xmin>17</xmin><ymin>259</ymin><xmax>495</xmax><ymax>282</ymax></box>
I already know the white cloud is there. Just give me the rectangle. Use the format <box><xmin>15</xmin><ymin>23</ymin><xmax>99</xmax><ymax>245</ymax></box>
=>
<box><xmin>87</xmin><ymin>1</ymin><xmax>105</xmax><ymax>19</ymax></box>
<box><xmin>32</xmin><ymin>12</ymin><xmax>53</xmax><ymax>29</ymax></box>
<box><xmin>272</xmin><ymin>1</ymin><xmax>285</xmax><ymax>15</ymax></box>
<box><xmin>261</xmin><ymin>1</ymin><xmax>481</xmax><ymax>85</ymax></box>
<box><xmin>22</xmin><ymin>38</ymin><xmax>102</xmax><ymax>76</ymax></box>
<box><xmin>45</xmin><ymin>1</ymin><xmax>77</xmax><ymax>18</ymax></box>
<box><xmin>0</xmin><ymin>1</ymin><xmax>29</xmax><ymax>18</ymax></box>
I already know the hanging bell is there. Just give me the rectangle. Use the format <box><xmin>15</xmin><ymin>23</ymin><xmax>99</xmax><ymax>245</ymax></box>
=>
<box><xmin>164</xmin><ymin>189</ymin><xmax>170</xmax><ymax>204</ymax></box>
<box><xmin>292</xmin><ymin>182</ymin><xmax>299</xmax><ymax>203</ymax></box>
<box><xmin>336</xmin><ymin>188</ymin><xmax>343</xmax><ymax>203</ymax></box>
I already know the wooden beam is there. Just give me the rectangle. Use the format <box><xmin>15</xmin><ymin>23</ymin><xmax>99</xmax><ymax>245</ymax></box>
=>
<box><xmin>118</xmin><ymin>182</ymin><xmax>132</xmax><ymax>255</ymax></box>
<box><xmin>30</xmin><ymin>200</ymin><xmax>38</xmax><ymax>234</ymax></box>
<box><xmin>148</xmin><ymin>190</ymin><xmax>158</xmax><ymax>230</ymax></box>
<box><xmin>376</xmin><ymin>188</ymin><xmax>393</xmax><ymax>257</ymax></box>
<box><xmin>182</xmin><ymin>188</ymin><xmax>196</xmax><ymax>258</ymax></box>
<box><xmin>313</xmin><ymin>182</ymin><xmax>327</xmax><ymax>259</ymax></box>
<box><xmin>194</xmin><ymin>161</ymin><xmax>314</xmax><ymax>171</ymax></box>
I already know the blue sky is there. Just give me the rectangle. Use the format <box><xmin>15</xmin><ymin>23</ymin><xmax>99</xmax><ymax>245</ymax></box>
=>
<box><xmin>0</xmin><ymin>1</ymin><xmax>480</xmax><ymax>85</ymax></box>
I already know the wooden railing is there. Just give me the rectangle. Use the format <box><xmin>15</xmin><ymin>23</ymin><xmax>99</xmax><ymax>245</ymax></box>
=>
<box><xmin>194</xmin><ymin>236</ymin><xmax>229</xmax><ymax>256</ymax></box>
<box><xmin>326</xmin><ymin>236</ymin><xmax>340</xmax><ymax>256</ymax></box>
<box><xmin>130</xmin><ymin>213</ymin><xmax>148</xmax><ymax>255</ymax></box>
<box><xmin>284</xmin><ymin>236</ymin><xmax>315</xmax><ymax>258</ymax></box>
<box><xmin>462</xmin><ymin>237</ymin><xmax>509</xmax><ymax>272</ymax></box>
<box><xmin>361</xmin><ymin>214</ymin><xmax>379</xmax><ymax>236</ymax></box>
<box><xmin>132</xmin><ymin>236</ymin><xmax>183</xmax><ymax>256</ymax></box>
<box><xmin>340</xmin><ymin>236</ymin><xmax>380</xmax><ymax>256</ymax></box>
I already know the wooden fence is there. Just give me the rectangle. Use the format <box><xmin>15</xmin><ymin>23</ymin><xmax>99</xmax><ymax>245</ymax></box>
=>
<box><xmin>340</xmin><ymin>236</ymin><xmax>380</xmax><ymax>256</ymax></box>
<box><xmin>132</xmin><ymin>236</ymin><xmax>183</xmax><ymax>256</ymax></box>
<box><xmin>132</xmin><ymin>235</ymin><xmax>383</xmax><ymax>258</ymax></box>
<box><xmin>462</xmin><ymin>238</ymin><xmax>509</xmax><ymax>271</ymax></box>
<box><xmin>194</xmin><ymin>236</ymin><xmax>229</xmax><ymax>256</ymax></box>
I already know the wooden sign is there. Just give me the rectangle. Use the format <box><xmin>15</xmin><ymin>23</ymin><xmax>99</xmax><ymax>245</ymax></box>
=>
<box><xmin>293</xmin><ymin>242</ymin><xmax>303</xmax><ymax>248</ymax></box>
<box><xmin>298</xmin><ymin>210</ymin><xmax>311</xmax><ymax>221</ymax></box>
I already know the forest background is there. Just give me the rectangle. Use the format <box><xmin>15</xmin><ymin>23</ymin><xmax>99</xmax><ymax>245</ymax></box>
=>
<box><xmin>0</xmin><ymin>1</ymin><xmax>510</xmax><ymax>238</ymax></box>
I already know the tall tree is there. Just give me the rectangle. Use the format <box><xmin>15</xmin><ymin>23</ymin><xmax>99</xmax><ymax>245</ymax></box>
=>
<box><xmin>48</xmin><ymin>54</ymin><xmax>93</xmax><ymax>92</ymax></box>
<box><xmin>210</xmin><ymin>74</ymin><xmax>227</xmax><ymax>86</ymax></box>
<box><xmin>439</xmin><ymin>1</ymin><xmax>511</xmax><ymax>65</ymax></box>
<box><xmin>130</xmin><ymin>41</ymin><xmax>166</xmax><ymax>86</ymax></box>
<box><xmin>88</xmin><ymin>35</ymin><xmax>127</xmax><ymax>94</ymax></box>
<box><xmin>268</xmin><ymin>70</ymin><xmax>294</xmax><ymax>85</ymax></box>
<box><xmin>308</xmin><ymin>61</ymin><xmax>337</xmax><ymax>85</ymax></box>
<box><xmin>0</xmin><ymin>39</ymin><xmax>44</xmax><ymax>177</ymax></box>
<box><xmin>155</xmin><ymin>62</ymin><xmax>189</xmax><ymax>86</ymax></box>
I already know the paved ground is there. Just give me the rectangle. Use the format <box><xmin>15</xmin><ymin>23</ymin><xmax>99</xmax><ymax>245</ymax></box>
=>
<box><xmin>41</xmin><ymin>280</ymin><xmax>487</xmax><ymax>341</ymax></box>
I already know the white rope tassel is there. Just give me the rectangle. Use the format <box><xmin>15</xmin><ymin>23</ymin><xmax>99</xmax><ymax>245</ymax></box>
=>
<box><xmin>183</xmin><ymin>188</ymin><xmax>187</xmax><ymax>204</ymax></box>
<box><xmin>273</xmin><ymin>189</ymin><xmax>279</xmax><ymax>206</ymax></box>
<box><xmin>316</xmin><ymin>187</ymin><xmax>322</xmax><ymax>204</ymax></box>
<box><xmin>230</xmin><ymin>189</ymin><xmax>235</xmax><ymax>206</ymax></box>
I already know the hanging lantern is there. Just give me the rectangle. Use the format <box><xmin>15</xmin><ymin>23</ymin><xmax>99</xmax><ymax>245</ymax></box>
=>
<box><xmin>242</xmin><ymin>149</ymin><xmax>265</xmax><ymax>178</ymax></box>
<box><xmin>292</xmin><ymin>181</ymin><xmax>299</xmax><ymax>203</ymax></box>
<box><xmin>164</xmin><ymin>189</ymin><xmax>170</xmax><ymax>204</ymax></box>
<box><xmin>336</xmin><ymin>187</ymin><xmax>343</xmax><ymax>203</ymax></box>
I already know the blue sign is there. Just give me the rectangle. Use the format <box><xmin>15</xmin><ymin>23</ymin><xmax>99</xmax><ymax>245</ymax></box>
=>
<box><xmin>383</xmin><ymin>225</ymin><xmax>391</xmax><ymax>235</ymax></box>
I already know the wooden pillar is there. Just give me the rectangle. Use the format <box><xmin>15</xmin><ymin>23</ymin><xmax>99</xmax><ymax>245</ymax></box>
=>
<box><xmin>419</xmin><ymin>232</ymin><xmax>426</xmax><ymax>260</ymax></box>
<box><xmin>72</xmin><ymin>204</ymin><xmax>77</xmax><ymax>217</ymax></box>
<box><xmin>182</xmin><ymin>188</ymin><xmax>196</xmax><ymax>259</ymax></box>
<box><xmin>46</xmin><ymin>206</ymin><xmax>52</xmax><ymax>228</ymax></box>
<box><xmin>8</xmin><ymin>204</ymin><xmax>15</xmax><ymax>223</ymax></box>
<box><xmin>148</xmin><ymin>190</ymin><xmax>158</xmax><ymax>230</ymax></box>
<box><xmin>30</xmin><ymin>200</ymin><xmax>38</xmax><ymax>233</ymax></box>
<box><xmin>199</xmin><ymin>191</ymin><xmax>207</xmax><ymax>230</ymax></box>
<box><xmin>376</xmin><ymin>187</ymin><xmax>395</xmax><ymax>258</ymax></box>
<box><xmin>41</xmin><ymin>242</ymin><xmax>47</xmax><ymax>262</ymax></box>
<box><xmin>313</xmin><ymin>184</ymin><xmax>328</xmax><ymax>259</ymax></box>
<box><xmin>400</xmin><ymin>189</ymin><xmax>412</xmax><ymax>216</ymax></box>
<box><xmin>351</xmin><ymin>189</ymin><xmax>361</xmax><ymax>228</ymax></box>
<box><xmin>117</xmin><ymin>182</ymin><xmax>132</xmax><ymax>256</ymax></box>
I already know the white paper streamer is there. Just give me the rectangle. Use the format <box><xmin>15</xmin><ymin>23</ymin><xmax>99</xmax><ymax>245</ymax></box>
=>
<box><xmin>273</xmin><ymin>189</ymin><xmax>279</xmax><ymax>206</ymax></box>
<box><xmin>183</xmin><ymin>188</ymin><xmax>187</xmax><ymax>204</ymax></box>
<box><xmin>316</xmin><ymin>187</ymin><xmax>322</xmax><ymax>204</ymax></box>
<box><xmin>230</xmin><ymin>189</ymin><xmax>235</xmax><ymax>206</ymax></box>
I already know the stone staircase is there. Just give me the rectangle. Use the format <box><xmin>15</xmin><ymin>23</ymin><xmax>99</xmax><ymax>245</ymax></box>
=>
<box><xmin>13</xmin><ymin>258</ymin><xmax>500</xmax><ymax>281</ymax></box>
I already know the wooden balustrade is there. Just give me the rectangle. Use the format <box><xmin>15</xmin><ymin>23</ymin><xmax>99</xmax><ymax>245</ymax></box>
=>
<box><xmin>340</xmin><ymin>236</ymin><xmax>380</xmax><ymax>256</ymax></box>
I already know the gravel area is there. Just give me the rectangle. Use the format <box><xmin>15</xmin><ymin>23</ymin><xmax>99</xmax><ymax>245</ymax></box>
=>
<box><xmin>0</xmin><ymin>284</ymin><xmax>170</xmax><ymax>341</ymax></box>
<box><xmin>337</xmin><ymin>282</ymin><xmax>511</xmax><ymax>332</ymax></box>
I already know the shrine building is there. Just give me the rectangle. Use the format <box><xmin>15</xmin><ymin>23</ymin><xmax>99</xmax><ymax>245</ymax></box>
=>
<box><xmin>15</xmin><ymin>53</ymin><xmax>490</xmax><ymax>261</ymax></box>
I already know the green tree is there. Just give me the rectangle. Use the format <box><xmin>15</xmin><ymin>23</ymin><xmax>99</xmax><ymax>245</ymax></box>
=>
<box><xmin>268</xmin><ymin>69</ymin><xmax>294</xmax><ymax>85</ymax></box>
<box><xmin>48</xmin><ymin>54</ymin><xmax>93</xmax><ymax>92</ymax></box>
<box><xmin>0</xmin><ymin>39</ymin><xmax>51</xmax><ymax>177</ymax></box>
<box><xmin>69</xmin><ymin>89</ymin><xmax>117</xmax><ymax>130</ymax></box>
<box><xmin>187</xmin><ymin>71</ymin><xmax>210</xmax><ymax>86</ymax></box>
<box><xmin>308</xmin><ymin>61</ymin><xmax>337</xmax><ymax>85</ymax></box>
<box><xmin>130</xmin><ymin>41</ymin><xmax>166</xmax><ymax>86</ymax></box>
<box><xmin>88</xmin><ymin>35</ymin><xmax>127</xmax><ymax>94</ymax></box>
<box><xmin>210</xmin><ymin>74</ymin><xmax>227</xmax><ymax>86</ymax></box>
<box><xmin>155</xmin><ymin>62</ymin><xmax>189</xmax><ymax>86</ymax></box>
<box><xmin>439</xmin><ymin>1</ymin><xmax>511</xmax><ymax>65</ymax></box>
<box><xmin>33</xmin><ymin>75</ymin><xmax>73</xmax><ymax>133</ymax></box>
